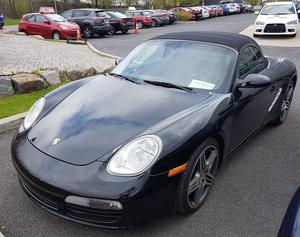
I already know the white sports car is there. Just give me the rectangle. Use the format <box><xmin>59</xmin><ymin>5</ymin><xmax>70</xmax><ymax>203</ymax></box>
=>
<box><xmin>254</xmin><ymin>2</ymin><xmax>298</xmax><ymax>37</ymax></box>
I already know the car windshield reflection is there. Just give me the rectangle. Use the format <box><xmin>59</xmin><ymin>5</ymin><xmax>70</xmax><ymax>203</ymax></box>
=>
<box><xmin>113</xmin><ymin>40</ymin><xmax>236</xmax><ymax>93</ymax></box>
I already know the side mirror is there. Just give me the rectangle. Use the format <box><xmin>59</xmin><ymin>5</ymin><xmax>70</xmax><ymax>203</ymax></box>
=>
<box><xmin>44</xmin><ymin>20</ymin><xmax>50</xmax><ymax>24</ymax></box>
<box><xmin>115</xmin><ymin>57</ymin><xmax>124</xmax><ymax>66</ymax></box>
<box><xmin>237</xmin><ymin>74</ymin><xmax>271</xmax><ymax>88</ymax></box>
<box><xmin>254</xmin><ymin>11</ymin><xmax>259</xmax><ymax>15</ymax></box>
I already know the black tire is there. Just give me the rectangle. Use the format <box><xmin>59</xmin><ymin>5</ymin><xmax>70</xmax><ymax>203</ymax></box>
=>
<box><xmin>151</xmin><ymin>20</ymin><xmax>157</xmax><ymax>27</ymax></box>
<box><xmin>82</xmin><ymin>25</ymin><xmax>94</xmax><ymax>38</ymax></box>
<box><xmin>176</xmin><ymin>138</ymin><xmax>220</xmax><ymax>214</ymax></box>
<box><xmin>270</xmin><ymin>81</ymin><xmax>295</xmax><ymax>126</ymax></box>
<box><xmin>21</xmin><ymin>29</ymin><xmax>28</xmax><ymax>35</ymax></box>
<box><xmin>108</xmin><ymin>26</ymin><xmax>116</xmax><ymax>35</ymax></box>
<box><xmin>52</xmin><ymin>31</ymin><xmax>61</xmax><ymax>40</ymax></box>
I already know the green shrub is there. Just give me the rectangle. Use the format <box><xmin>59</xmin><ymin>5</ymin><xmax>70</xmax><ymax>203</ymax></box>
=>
<box><xmin>176</xmin><ymin>11</ymin><xmax>192</xmax><ymax>21</ymax></box>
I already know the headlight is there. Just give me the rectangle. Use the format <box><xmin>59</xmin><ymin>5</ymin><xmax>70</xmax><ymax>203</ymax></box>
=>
<box><xmin>21</xmin><ymin>97</ymin><xmax>45</xmax><ymax>132</ymax></box>
<box><xmin>60</xmin><ymin>25</ymin><xmax>69</xmax><ymax>30</ymax></box>
<box><xmin>255</xmin><ymin>21</ymin><xmax>265</xmax><ymax>25</ymax></box>
<box><xmin>287</xmin><ymin>20</ymin><xmax>298</xmax><ymax>25</ymax></box>
<box><xmin>107</xmin><ymin>135</ymin><xmax>162</xmax><ymax>176</ymax></box>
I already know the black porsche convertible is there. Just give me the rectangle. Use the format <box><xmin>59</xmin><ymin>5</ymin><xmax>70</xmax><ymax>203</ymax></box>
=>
<box><xmin>11</xmin><ymin>32</ymin><xmax>297</xmax><ymax>229</ymax></box>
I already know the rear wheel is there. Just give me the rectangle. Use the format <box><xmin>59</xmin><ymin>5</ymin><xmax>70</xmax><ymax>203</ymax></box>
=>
<box><xmin>83</xmin><ymin>25</ymin><xmax>94</xmax><ymax>38</ymax></box>
<box><xmin>108</xmin><ymin>26</ymin><xmax>116</xmax><ymax>35</ymax></box>
<box><xmin>270</xmin><ymin>81</ymin><xmax>294</xmax><ymax>126</ymax></box>
<box><xmin>52</xmin><ymin>31</ymin><xmax>61</xmax><ymax>40</ymax></box>
<box><xmin>176</xmin><ymin>138</ymin><xmax>220</xmax><ymax>214</ymax></box>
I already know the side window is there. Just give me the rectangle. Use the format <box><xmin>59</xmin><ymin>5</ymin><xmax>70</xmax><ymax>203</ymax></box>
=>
<box><xmin>26</xmin><ymin>15</ymin><xmax>35</xmax><ymax>22</ymax></box>
<box><xmin>35</xmin><ymin>15</ymin><xmax>46</xmax><ymax>23</ymax></box>
<box><xmin>62</xmin><ymin>11</ymin><xmax>72</xmax><ymax>19</ymax></box>
<box><xmin>72</xmin><ymin>10</ymin><xmax>89</xmax><ymax>17</ymax></box>
<box><xmin>133</xmin><ymin>12</ymin><xmax>141</xmax><ymax>16</ymax></box>
<box><xmin>238</xmin><ymin>46</ymin><xmax>265</xmax><ymax>77</ymax></box>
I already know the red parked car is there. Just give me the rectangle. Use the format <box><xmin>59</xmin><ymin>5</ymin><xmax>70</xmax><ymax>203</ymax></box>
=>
<box><xmin>202</xmin><ymin>6</ymin><xmax>216</xmax><ymax>17</ymax></box>
<box><xmin>19</xmin><ymin>12</ymin><xmax>79</xmax><ymax>40</ymax></box>
<box><xmin>125</xmin><ymin>10</ymin><xmax>153</xmax><ymax>29</ymax></box>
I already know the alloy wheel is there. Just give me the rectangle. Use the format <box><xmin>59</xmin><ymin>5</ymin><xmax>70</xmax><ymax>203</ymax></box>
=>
<box><xmin>280</xmin><ymin>84</ymin><xmax>294</xmax><ymax>122</ymax></box>
<box><xmin>83</xmin><ymin>26</ymin><xmax>93</xmax><ymax>38</ymax></box>
<box><xmin>137</xmin><ymin>21</ymin><xmax>143</xmax><ymax>29</ymax></box>
<box><xmin>188</xmin><ymin>145</ymin><xmax>218</xmax><ymax>208</ymax></box>
<box><xmin>53</xmin><ymin>32</ymin><xmax>61</xmax><ymax>40</ymax></box>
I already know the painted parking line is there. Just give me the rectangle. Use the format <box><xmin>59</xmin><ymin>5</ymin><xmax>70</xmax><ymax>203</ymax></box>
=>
<box><xmin>240</xmin><ymin>24</ymin><xmax>300</xmax><ymax>47</ymax></box>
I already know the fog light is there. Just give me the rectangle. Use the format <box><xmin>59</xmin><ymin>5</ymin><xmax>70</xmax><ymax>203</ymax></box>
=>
<box><xmin>288</xmin><ymin>29</ymin><xmax>295</xmax><ymax>32</ymax></box>
<box><xmin>65</xmin><ymin>196</ymin><xmax>123</xmax><ymax>210</ymax></box>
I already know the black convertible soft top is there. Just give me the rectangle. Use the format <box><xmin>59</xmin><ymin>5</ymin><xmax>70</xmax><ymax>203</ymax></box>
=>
<box><xmin>150</xmin><ymin>31</ymin><xmax>259</xmax><ymax>52</ymax></box>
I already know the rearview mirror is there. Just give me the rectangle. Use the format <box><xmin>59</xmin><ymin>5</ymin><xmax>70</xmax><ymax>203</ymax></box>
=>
<box><xmin>237</xmin><ymin>74</ymin><xmax>271</xmax><ymax>88</ymax></box>
<box><xmin>115</xmin><ymin>57</ymin><xmax>124</xmax><ymax>66</ymax></box>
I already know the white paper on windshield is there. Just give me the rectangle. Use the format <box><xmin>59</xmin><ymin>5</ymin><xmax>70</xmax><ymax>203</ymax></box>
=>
<box><xmin>188</xmin><ymin>80</ymin><xmax>215</xmax><ymax>90</ymax></box>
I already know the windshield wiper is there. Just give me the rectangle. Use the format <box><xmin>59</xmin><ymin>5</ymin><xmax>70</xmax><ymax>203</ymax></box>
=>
<box><xmin>144</xmin><ymin>80</ymin><xmax>194</xmax><ymax>93</ymax></box>
<box><xmin>108</xmin><ymin>73</ymin><xmax>139</xmax><ymax>84</ymax></box>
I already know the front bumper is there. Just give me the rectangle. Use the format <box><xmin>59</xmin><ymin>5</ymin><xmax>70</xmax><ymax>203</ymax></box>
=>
<box><xmin>60</xmin><ymin>29</ymin><xmax>78</xmax><ymax>40</ymax></box>
<box><xmin>254</xmin><ymin>23</ymin><xmax>297</xmax><ymax>35</ymax></box>
<box><xmin>11</xmin><ymin>133</ymin><xmax>179</xmax><ymax>229</ymax></box>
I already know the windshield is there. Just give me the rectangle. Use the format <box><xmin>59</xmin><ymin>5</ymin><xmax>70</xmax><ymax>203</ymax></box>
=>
<box><xmin>113</xmin><ymin>40</ymin><xmax>236</xmax><ymax>93</ymax></box>
<box><xmin>260</xmin><ymin>4</ymin><xmax>295</xmax><ymax>15</ymax></box>
<box><xmin>45</xmin><ymin>14</ymin><xmax>66</xmax><ymax>22</ymax></box>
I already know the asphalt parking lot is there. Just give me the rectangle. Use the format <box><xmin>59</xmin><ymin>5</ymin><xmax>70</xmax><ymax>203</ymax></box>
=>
<box><xmin>1</xmin><ymin>14</ymin><xmax>300</xmax><ymax>237</ymax></box>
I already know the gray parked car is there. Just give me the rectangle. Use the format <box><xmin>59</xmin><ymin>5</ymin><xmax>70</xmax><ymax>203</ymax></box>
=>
<box><xmin>61</xmin><ymin>8</ymin><xmax>111</xmax><ymax>38</ymax></box>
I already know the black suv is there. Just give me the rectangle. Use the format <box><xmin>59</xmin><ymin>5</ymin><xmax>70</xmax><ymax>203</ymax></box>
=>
<box><xmin>61</xmin><ymin>8</ymin><xmax>111</xmax><ymax>38</ymax></box>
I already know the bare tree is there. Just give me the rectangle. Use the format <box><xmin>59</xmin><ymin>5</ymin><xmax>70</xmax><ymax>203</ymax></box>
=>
<box><xmin>8</xmin><ymin>0</ymin><xmax>16</xmax><ymax>17</ymax></box>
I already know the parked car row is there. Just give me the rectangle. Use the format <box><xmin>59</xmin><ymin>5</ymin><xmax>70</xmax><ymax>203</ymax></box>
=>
<box><xmin>17</xmin><ymin>3</ymin><xmax>252</xmax><ymax>40</ymax></box>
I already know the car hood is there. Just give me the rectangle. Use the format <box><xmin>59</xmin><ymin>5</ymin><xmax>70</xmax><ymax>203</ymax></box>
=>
<box><xmin>57</xmin><ymin>21</ymin><xmax>78</xmax><ymax>29</ymax></box>
<box><xmin>257</xmin><ymin>14</ymin><xmax>298</xmax><ymax>23</ymax></box>
<box><xmin>28</xmin><ymin>75</ymin><xmax>211</xmax><ymax>166</ymax></box>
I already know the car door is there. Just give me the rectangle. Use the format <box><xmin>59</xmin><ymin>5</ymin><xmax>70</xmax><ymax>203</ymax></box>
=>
<box><xmin>34</xmin><ymin>14</ymin><xmax>52</xmax><ymax>38</ymax></box>
<box><xmin>25</xmin><ymin>14</ymin><xmax>36</xmax><ymax>35</ymax></box>
<box><xmin>228</xmin><ymin>45</ymin><xmax>274</xmax><ymax>151</ymax></box>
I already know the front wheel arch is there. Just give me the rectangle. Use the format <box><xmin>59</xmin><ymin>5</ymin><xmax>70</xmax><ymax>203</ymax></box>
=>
<box><xmin>176</xmin><ymin>137</ymin><xmax>221</xmax><ymax>214</ymax></box>
<box><xmin>292</xmin><ymin>75</ymin><xmax>297</xmax><ymax>86</ymax></box>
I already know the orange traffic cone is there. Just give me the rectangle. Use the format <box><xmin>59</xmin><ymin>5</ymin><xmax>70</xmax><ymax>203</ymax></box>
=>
<box><xmin>134</xmin><ymin>23</ymin><xmax>139</xmax><ymax>34</ymax></box>
<box><xmin>76</xmin><ymin>30</ymin><xmax>81</xmax><ymax>41</ymax></box>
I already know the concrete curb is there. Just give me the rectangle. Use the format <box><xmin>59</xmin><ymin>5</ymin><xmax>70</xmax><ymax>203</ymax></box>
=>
<box><xmin>0</xmin><ymin>112</ymin><xmax>26</xmax><ymax>133</ymax></box>
<box><xmin>86</xmin><ymin>41</ymin><xmax>119</xmax><ymax>59</ymax></box>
